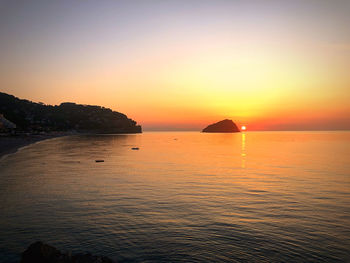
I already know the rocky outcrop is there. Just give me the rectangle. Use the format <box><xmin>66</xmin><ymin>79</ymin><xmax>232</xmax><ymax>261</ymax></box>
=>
<box><xmin>20</xmin><ymin>241</ymin><xmax>115</xmax><ymax>263</ymax></box>
<box><xmin>202</xmin><ymin>119</ymin><xmax>240</xmax><ymax>133</ymax></box>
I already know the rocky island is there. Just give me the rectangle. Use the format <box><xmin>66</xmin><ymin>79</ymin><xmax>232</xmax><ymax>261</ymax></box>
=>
<box><xmin>202</xmin><ymin>119</ymin><xmax>240</xmax><ymax>133</ymax></box>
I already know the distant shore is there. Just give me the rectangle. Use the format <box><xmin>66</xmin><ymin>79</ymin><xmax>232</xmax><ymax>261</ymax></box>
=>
<box><xmin>0</xmin><ymin>133</ymin><xmax>68</xmax><ymax>159</ymax></box>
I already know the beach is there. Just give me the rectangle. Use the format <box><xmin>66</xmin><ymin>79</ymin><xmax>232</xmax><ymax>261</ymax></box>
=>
<box><xmin>0</xmin><ymin>134</ymin><xmax>66</xmax><ymax>159</ymax></box>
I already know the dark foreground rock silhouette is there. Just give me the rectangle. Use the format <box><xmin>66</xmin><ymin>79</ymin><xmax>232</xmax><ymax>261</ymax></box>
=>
<box><xmin>202</xmin><ymin>119</ymin><xmax>240</xmax><ymax>133</ymax></box>
<box><xmin>20</xmin><ymin>241</ymin><xmax>115</xmax><ymax>263</ymax></box>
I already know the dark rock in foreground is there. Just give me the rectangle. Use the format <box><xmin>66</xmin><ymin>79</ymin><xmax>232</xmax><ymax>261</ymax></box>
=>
<box><xmin>202</xmin><ymin>119</ymin><xmax>240</xmax><ymax>133</ymax></box>
<box><xmin>20</xmin><ymin>241</ymin><xmax>115</xmax><ymax>263</ymax></box>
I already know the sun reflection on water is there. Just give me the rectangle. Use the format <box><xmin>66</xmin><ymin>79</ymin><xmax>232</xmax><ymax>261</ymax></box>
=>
<box><xmin>241</xmin><ymin>132</ymin><xmax>246</xmax><ymax>168</ymax></box>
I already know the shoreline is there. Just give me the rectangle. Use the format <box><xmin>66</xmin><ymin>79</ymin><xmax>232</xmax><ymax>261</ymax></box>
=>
<box><xmin>0</xmin><ymin>133</ymin><xmax>68</xmax><ymax>159</ymax></box>
<box><xmin>0</xmin><ymin>131</ymin><xmax>141</xmax><ymax>159</ymax></box>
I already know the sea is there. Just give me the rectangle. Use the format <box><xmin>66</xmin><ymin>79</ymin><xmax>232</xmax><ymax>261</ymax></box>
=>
<box><xmin>0</xmin><ymin>131</ymin><xmax>349</xmax><ymax>262</ymax></box>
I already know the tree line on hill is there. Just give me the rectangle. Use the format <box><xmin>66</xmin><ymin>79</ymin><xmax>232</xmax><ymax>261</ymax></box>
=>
<box><xmin>0</xmin><ymin>92</ymin><xmax>141</xmax><ymax>133</ymax></box>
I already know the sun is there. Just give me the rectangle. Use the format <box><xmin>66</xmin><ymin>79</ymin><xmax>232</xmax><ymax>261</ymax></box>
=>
<box><xmin>241</xmin><ymin>125</ymin><xmax>246</xmax><ymax>131</ymax></box>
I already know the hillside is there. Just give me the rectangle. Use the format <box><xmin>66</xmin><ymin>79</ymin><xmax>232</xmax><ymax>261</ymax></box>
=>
<box><xmin>0</xmin><ymin>92</ymin><xmax>141</xmax><ymax>133</ymax></box>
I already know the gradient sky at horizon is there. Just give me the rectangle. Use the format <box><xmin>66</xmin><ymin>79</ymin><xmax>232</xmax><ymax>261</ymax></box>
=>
<box><xmin>1</xmin><ymin>0</ymin><xmax>350</xmax><ymax>130</ymax></box>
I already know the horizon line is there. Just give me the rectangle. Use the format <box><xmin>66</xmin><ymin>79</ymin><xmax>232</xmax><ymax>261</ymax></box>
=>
<box><xmin>142</xmin><ymin>129</ymin><xmax>350</xmax><ymax>132</ymax></box>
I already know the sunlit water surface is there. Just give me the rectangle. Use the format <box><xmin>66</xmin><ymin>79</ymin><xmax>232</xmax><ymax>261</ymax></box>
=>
<box><xmin>0</xmin><ymin>132</ymin><xmax>350</xmax><ymax>262</ymax></box>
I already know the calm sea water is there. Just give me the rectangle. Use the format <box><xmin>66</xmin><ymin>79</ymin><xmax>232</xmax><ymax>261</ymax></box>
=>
<box><xmin>0</xmin><ymin>131</ymin><xmax>350</xmax><ymax>262</ymax></box>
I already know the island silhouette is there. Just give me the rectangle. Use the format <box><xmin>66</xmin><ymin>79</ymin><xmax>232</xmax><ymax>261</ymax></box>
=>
<box><xmin>202</xmin><ymin>119</ymin><xmax>240</xmax><ymax>133</ymax></box>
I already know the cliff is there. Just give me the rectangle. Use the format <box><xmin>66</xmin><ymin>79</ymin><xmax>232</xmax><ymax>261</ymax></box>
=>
<box><xmin>202</xmin><ymin>119</ymin><xmax>240</xmax><ymax>133</ymax></box>
<box><xmin>0</xmin><ymin>92</ymin><xmax>141</xmax><ymax>133</ymax></box>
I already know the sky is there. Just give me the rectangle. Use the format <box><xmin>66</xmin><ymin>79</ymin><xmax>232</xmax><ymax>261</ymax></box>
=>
<box><xmin>1</xmin><ymin>0</ymin><xmax>350</xmax><ymax>131</ymax></box>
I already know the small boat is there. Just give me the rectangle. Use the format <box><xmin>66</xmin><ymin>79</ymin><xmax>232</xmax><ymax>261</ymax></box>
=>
<box><xmin>131</xmin><ymin>147</ymin><xmax>139</xmax><ymax>150</ymax></box>
<box><xmin>95</xmin><ymin>160</ymin><xmax>104</xmax><ymax>162</ymax></box>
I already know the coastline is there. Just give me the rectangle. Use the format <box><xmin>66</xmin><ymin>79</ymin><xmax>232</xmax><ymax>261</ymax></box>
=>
<box><xmin>0</xmin><ymin>133</ymin><xmax>68</xmax><ymax>159</ymax></box>
<box><xmin>0</xmin><ymin>130</ymin><xmax>141</xmax><ymax>159</ymax></box>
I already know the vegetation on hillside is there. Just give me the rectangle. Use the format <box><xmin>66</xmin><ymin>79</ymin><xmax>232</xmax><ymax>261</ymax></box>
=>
<box><xmin>0</xmin><ymin>92</ymin><xmax>141</xmax><ymax>133</ymax></box>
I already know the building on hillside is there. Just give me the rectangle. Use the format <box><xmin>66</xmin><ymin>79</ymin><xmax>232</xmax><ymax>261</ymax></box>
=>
<box><xmin>0</xmin><ymin>114</ymin><xmax>16</xmax><ymax>132</ymax></box>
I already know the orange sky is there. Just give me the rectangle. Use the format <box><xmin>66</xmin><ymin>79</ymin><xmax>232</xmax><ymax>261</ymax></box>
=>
<box><xmin>1</xmin><ymin>1</ymin><xmax>350</xmax><ymax>130</ymax></box>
